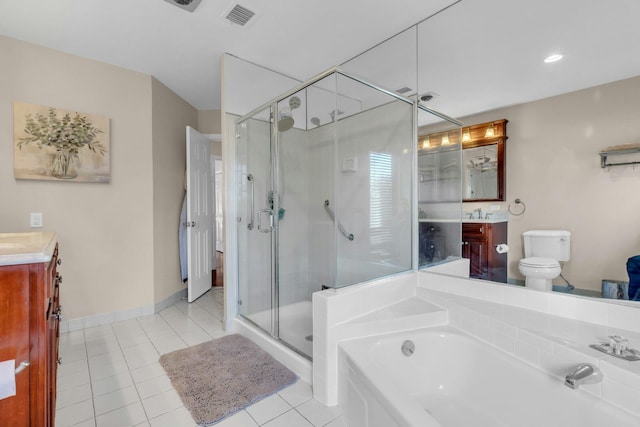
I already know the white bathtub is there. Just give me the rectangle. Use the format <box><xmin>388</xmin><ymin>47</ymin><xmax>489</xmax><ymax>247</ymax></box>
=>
<box><xmin>339</xmin><ymin>326</ymin><xmax>640</xmax><ymax>427</ymax></box>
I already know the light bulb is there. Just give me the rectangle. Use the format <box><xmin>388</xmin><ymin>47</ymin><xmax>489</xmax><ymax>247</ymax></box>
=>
<box><xmin>461</xmin><ymin>129</ymin><xmax>471</xmax><ymax>142</ymax></box>
<box><xmin>422</xmin><ymin>137</ymin><xmax>431</xmax><ymax>149</ymax></box>
<box><xmin>484</xmin><ymin>124</ymin><xmax>495</xmax><ymax>138</ymax></box>
<box><xmin>441</xmin><ymin>135</ymin><xmax>450</xmax><ymax>146</ymax></box>
<box><xmin>544</xmin><ymin>54</ymin><xmax>563</xmax><ymax>63</ymax></box>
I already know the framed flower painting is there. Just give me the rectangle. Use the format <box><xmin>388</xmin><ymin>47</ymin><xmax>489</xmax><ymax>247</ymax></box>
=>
<box><xmin>14</xmin><ymin>102</ymin><xmax>110</xmax><ymax>183</ymax></box>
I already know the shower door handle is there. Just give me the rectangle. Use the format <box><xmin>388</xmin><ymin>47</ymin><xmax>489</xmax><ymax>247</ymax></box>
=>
<box><xmin>247</xmin><ymin>174</ymin><xmax>255</xmax><ymax>230</ymax></box>
<box><xmin>257</xmin><ymin>209</ymin><xmax>273</xmax><ymax>233</ymax></box>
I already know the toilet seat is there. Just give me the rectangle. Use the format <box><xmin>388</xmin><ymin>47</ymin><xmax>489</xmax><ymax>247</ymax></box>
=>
<box><xmin>519</xmin><ymin>257</ymin><xmax>560</xmax><ymax>269</ymax></box>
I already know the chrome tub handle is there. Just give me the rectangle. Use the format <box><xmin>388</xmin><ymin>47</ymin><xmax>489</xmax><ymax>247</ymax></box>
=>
<box><xmin>324</xmin><ymin>200</ymin><xmax>354</xmax><ymax>241</ymax></box>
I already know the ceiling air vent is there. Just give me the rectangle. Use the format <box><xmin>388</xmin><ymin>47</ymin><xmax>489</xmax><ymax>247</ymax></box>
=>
<box><xmin>225</xmin><ymin>4</ymin><xmax>256</xmax><ymax>26</ymax></box>
<box><xmin>162</xmin><ymin>0</ymin><xmax>203</xmax><ymax>13</ymax></box>
<box><xmin>395</xmin><ymin>86</ymin><xmax>413</xmax><ymax>95</ymax></box>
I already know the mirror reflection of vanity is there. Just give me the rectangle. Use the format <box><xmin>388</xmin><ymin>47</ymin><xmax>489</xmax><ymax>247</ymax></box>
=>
<box><xmin>461</xmin><ymin>120</ymin><xmax>507</xmax><ymax>202</ymax></box>
<box><xmin>418</xmin><ymin>119</ymin><xmax>507</xmax><ymax>204</ymax></box>
<box><xmin>418</xmin><ymin>119</ymin><xmax>509</xmax><ymax>282</ymax></box>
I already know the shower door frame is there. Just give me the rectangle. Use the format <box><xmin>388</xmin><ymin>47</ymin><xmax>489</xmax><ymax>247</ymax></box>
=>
<box><xmin>236</xmin><ymin>66</ymin><xmax>417</xmax><ymax>359</ymax></box>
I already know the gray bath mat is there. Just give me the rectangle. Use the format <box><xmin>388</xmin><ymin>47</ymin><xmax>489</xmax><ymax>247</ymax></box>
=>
<box><xmin>159</xmin><ymin>334</ymin><xmax>297</xmax><ymax>426</ymax></box>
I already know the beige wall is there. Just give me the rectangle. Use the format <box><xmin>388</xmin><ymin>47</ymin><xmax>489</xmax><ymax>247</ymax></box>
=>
<box><xmin>151</xmin><ymin>78</ymin><xmax>198</xmax><ymax>303</ymax></box>
<box><xmin>0</xmin><ymin>36</ymin><xmax>198</xmax><ymax>320</ymax></box>
<box><xmin>198</xmin><ymin>109</ymin><xmax>222</xmax><ymax>134</ymax></box>
<box><xmin>197</xmin><ymin>109</ymin><xmax>223</xmax><ymax>156</ymax></box>
<box><xmin>460</xmin><ymin>75</ymin><xmax>640</xmax><ymax>291</ymax></box>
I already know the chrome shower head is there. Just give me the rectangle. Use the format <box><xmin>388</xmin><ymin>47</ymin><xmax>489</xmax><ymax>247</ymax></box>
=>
<box><xmin>278</xmin><ymin>115</ymin><xmax>294</xmax><ymax>132</ymax></box>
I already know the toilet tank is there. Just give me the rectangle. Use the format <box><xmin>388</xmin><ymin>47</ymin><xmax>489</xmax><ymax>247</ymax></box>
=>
<box><xmin>523</xmin><ymin>230</ymin><xmax>571</xmax><ymax>261</ymax></box>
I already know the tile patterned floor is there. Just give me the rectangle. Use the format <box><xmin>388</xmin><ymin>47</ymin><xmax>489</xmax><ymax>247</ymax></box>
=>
<box><xmin>56</xmin><ymin>288</ymin><xmax>344</xmax><ymax>427</ymax></box>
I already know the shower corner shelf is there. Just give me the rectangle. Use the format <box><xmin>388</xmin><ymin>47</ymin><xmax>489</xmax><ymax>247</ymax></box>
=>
<box><xmin>599</xmin><ymin>145</ymin><xmax>640</xmax><ymax>168</ymax></box>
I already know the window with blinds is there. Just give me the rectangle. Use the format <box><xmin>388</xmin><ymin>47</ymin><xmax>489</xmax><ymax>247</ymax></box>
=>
<box><xmin>369</xmin><ymin>152</ymin><xmax>393</xmax><ymax>259</ymax></box>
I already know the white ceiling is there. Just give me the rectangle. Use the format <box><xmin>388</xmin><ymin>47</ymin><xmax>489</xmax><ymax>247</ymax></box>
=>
<box><xmin>1</xmin><ymin>0</ymin><xmax>639</xmax><ymax>116</ymax></box>
<box><xmin>0</xmin><ymin>0</ymin><xmax>453</xmax><ymax>110</ymax></box>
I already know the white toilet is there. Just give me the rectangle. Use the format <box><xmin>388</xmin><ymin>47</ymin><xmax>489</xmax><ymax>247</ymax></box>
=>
<box><xmin>518</xmin><ymin>230</ymin><xmax>571</xmax><ymax>291</ymax></box>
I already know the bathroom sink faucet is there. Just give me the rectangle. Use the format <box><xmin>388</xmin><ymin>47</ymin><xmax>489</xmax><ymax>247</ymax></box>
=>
<box><xmin>564</xmin><ymin>363</ymin><xmax>603</xmax><ymax>389</ymax></box>
<box><xmin>474</xmin><ymin>208</ymin><xmax>483</xmax><ymax>219</ymax></box>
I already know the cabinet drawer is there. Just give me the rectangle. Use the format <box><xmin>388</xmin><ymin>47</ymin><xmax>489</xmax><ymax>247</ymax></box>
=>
<box><xmin>462</xmin><ymin>222</ymin><xmax>486</xmax><ymax>237</ymax></box>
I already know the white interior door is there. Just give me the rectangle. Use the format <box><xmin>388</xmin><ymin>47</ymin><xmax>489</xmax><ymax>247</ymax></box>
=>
<box><xmin>186</xmin><ymin>126</ymin><xmax>213</xmax><ymax>302</ymax></box>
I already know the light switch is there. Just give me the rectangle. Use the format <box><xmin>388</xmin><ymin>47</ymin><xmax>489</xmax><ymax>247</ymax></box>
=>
<box><xmin>30</xmin><ymin>212</ymin><xmax>43</xmax><ymax>228</ymax></box>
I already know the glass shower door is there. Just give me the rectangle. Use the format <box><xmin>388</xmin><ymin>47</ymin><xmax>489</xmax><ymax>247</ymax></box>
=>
<box><xmin>274</xmin><ymin>88</ymin><xmax>320</xmax><ymax>359</ymax></box>
<box><xmin>237</xmin><ymin>106</ymin><xmax>275</xmax><ymax>336</ymax></box>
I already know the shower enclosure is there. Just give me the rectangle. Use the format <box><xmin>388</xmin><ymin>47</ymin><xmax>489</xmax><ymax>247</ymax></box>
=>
<box><xmin>236</xmin><ymin>68</ymin><xmax>414</xmax><ymax>358</ymax></box>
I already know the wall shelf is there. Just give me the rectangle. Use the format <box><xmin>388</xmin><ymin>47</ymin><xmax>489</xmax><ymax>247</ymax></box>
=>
<box><xmin>599</xmin><ymin>145</ymin><xmax>640</xmax><ymax>168</ymax></box>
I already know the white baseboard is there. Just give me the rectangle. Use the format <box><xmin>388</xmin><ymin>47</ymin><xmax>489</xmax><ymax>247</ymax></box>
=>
<box><xmin>60</xmin><ymin>288</ymin><xmax>188</xmax><ymax>333</ymax></box>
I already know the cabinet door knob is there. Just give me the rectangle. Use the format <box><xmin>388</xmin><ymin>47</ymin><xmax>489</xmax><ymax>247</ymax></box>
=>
<box><xmin>56</xmin><ymin>274</ymin><xmax>63</xmax><ymax>284</ymax></box>
<box><xmin>57</xmin><ymin>357</ymin><xmax>62</xmax><ymax>365</ymax></box>
<box><xmin>57</xmin><ymin>258</ymin><xmax>62</xmax><ymax>266</ymax></box>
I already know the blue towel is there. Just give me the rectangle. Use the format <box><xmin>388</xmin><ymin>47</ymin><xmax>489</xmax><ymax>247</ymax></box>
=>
<box><xmin>179</xmin><ymin>193</ymin><xmax>188</xmax><ymax>282</ymax></box>
<box><xmin>627</xmin><ymin>255</ymin><xmax>640</xmax><ymax>301</ymax></box>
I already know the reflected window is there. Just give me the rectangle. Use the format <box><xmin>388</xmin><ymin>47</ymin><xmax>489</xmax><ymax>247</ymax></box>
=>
<box><xmin>370</xmin><ymin>152</ymin><xmax>393</xmax><ymax>259</ymax></box>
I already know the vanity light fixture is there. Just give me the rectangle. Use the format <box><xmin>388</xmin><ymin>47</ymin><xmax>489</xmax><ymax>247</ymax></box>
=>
<box><xmin>462</xmin><ymin>128</ymin><xmax>471</xmax><ymax>142</ymax></box>
<box><xmin>441</xmin><ymin>134</ymin><xmax>450</xmax><ymax>146</ymax></box>
<box><xmin>422</xmin><ymin>136</ymin><xmax>431</xmax><ymax>149</ymax></box>
<box><xmin>544</xmin><ymin>54</ymin><xmax>563</xmax><ymax>63</ymax></box>
<box><xmin>484</xmin><ymin>122</ymin><xmax>495</xmax><ymax>138</ymax></box>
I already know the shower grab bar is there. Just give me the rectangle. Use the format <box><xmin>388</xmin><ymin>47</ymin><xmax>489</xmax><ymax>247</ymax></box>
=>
<box><xmin>324</xmin><ymin>200</ymin><xmax>354</xmax><ymax>241</ymax></box>
<box><xmin>247</xmin><ymin>174</ymin><xmax>254</xmax><ymax>230</ymax></box>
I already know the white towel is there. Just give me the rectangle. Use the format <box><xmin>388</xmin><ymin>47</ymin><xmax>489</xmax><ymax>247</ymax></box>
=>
<box><xmin>0</xmin><ymin>359</ymin><xmax>16</xmax><ymax>400</ymax></box>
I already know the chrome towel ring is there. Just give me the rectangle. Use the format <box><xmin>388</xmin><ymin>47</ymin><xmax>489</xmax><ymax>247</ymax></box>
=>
<box><xmin>508</xmin><ymin>198</ymin><xmax>526</xmax><ymax>216</ymax></box>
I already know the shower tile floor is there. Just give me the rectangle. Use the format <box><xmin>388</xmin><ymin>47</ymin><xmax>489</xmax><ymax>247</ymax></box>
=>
<box><xmin>55</xmin><ymin>287</ymin><xmax>344</xmax><ymax>427</ymax></box>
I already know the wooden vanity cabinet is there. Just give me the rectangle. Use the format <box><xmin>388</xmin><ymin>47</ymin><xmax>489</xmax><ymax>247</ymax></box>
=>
<box><xmin>0</xmin><ymin>244</ymin><xmax>61</xmax><ymax>427</ymax></box>
<box><xmin>462</xmin><ymin>222</ymin><xmax>507</xmax><ymax>283</ymax></box>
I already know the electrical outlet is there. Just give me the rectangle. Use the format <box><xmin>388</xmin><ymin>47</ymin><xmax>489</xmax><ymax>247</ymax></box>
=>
<box><xmin>490</xmin><ymin>205</ymin><xmax>501</xmax><ymax>211</ymax></box>
<box><xmin>30</xmin><ymin>212</ymin><xmax>43</xmax><ymax>228</ymax></box>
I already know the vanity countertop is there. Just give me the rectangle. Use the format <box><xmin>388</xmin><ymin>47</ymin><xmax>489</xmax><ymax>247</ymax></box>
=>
<box><xmin>419</xmin><ymin>218</ymin><xmax>508</xmax><ymax>224</ymax></box>
<box><xmin>0</xmin><ymin>231</ymin><xmax>58</xmax><ymax>266</ymax></box>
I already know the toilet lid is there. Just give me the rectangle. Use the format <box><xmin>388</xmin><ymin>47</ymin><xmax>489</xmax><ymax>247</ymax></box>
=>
<box><xmin>519</xmin><ymin>257</ymin><xmax>560</xmax><ymax>268</ymax></box>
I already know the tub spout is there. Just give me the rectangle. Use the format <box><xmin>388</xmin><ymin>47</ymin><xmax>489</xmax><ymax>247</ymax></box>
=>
<box><xmin>564</xmin><ymin>363</ymin><xmax>602</xmax><ymax>389</ymax></box>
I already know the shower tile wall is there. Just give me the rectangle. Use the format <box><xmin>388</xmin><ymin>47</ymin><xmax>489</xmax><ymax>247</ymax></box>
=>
<box><xmin>307</xmin><ymin>127</ymin><xmax>336</xmax><ymax>292</ymax></box>
<box><xmin>278</xmin><ymin>127</ymin><xmax>313</xmax><ymax>306</ymax></box>
<box><xmin>306</xmin><ymin>99</ymin><xmax>414</xmax><ymax>288</ymax></box>
<box><xmin>238</xmin><ymin>117</ymin><xmax>272</xmax><ymax>318</ymax></box>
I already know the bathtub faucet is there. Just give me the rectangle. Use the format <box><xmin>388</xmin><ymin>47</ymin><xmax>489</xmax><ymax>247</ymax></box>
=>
<box><xmin>564</xmin><ymin>363</ymin><xmax>603</xmax><ymax>389</ymax></box>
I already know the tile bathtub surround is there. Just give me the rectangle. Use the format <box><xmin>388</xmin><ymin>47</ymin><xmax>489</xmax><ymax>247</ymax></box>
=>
<box><xmin>56</xmin><ymin>288</ymin><xmax>344</xmax><ymax>427</ymax></box>
<box><xmin>312</xmin><ymin>271</ymin><xmax>419</xmax><ymax>405</ymax></box>
<box><xmin>416</xmin><ymin>275</ymin><xmax>640</xmax><ymax>418</ymax></box>
<box><xmin>314</xmin><ymin>269</ymin><xmax>640</xmax><ymax>417</ymax></box>
<box><xmin>418</xmin><ymin>271</ymin><xmax>640</xmax><ymax>334</ymax></box>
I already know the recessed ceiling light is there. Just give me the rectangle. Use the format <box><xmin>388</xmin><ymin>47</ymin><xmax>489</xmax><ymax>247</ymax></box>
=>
<box><xmin>544</xmin><ymin>54</ymin><xmax>563</xmax><ymax>63</ymax></box>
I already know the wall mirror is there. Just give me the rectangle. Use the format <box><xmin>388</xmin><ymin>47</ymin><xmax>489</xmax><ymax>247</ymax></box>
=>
<box><xmin>423</xmin><ymin>119</ymin><xmax>507</xmax><ymax>202</ymax></box>
<box><xmin>412</xmin><ymin>0</ymin><xmax>640</xmax><ymax>303</ymax></box>
<box><xmin>341</xmin><ymin>0</ymin><xmax>640</xmax><ymax>302</ymax></box>
<box><xmin>239</xmin><ymin>0</ymin><xmax>640</xmax><ymax>304</ymax></box>
<box><xmin>461</xmin><ymin>120</ymin><xmax>506</xmax><ymax>202</ymax></box>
